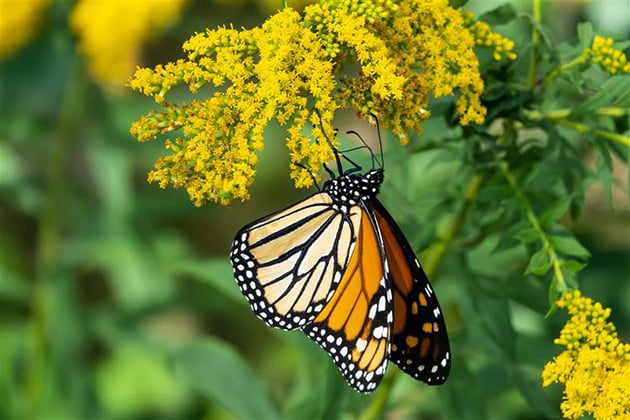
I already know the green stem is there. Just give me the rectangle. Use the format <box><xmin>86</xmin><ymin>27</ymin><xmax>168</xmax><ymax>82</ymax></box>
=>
<box><xmin>28</xmin><ymin>56</ymin><xmax>86</xmax><ymax>415</ymax></box>
<box><xmin>527</xmin><ymin>0</ymin><xmax>542</xmax><ymax>89</ymax></box>
<box><xmin>544</xmin><ymin>53</ymin><xmax>588</xmax><ymax>87</ymax></box>
<box><xmin>524</xmin><ymin>107</ymin><xmax>630</xmax><ymax>146</ymax></box>
<box><xmin>555</xmin><ymin>120</ymin><xmax>630</xmax><ymax>147</ymax></box>
<box><xmin>495</xmin><ymin>159</ymin><xmax>567</xmax><ymax>292</ymax></box>
<box><xmin>423</xmin><ymin>172</ymin><xmax>488</xmax><ymax>278</ymax></box>
<box><xmin>359</xmin><ymin>172</ymin><xmax>488</xmax><ymax>420</ymax></box>
<box><xmin>526</xmin><ymin>106</ymin><xmax>629</xmax><ymax>120</ymax></box>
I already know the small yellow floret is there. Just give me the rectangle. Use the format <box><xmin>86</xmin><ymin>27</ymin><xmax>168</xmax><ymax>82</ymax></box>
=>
<box><xmin>588</xmin><ymin>35</ymin><xmax>630</xmax><ymax>75</ymax></box>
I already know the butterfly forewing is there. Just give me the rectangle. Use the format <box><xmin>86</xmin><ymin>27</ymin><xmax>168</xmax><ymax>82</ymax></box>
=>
<box><xmin>230</xmin><ymin>192</ymin><xmax>360</xmax><ymax>330</ymax></box>
<box><xmin>373</xmin><ymin>200</ymin><xmax>451</xmax><ymax>384</ymax></box>
<box><xmin>302</xmin><ymin>209</ymin><xmax>392</xmax><ymax>393</ymax></box>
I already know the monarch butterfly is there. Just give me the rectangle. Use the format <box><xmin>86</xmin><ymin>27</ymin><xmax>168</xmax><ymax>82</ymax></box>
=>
<box><xmin>230</xmin><ymin>121</ymin><xmax>450</xmax><ymax>393</ymax></box>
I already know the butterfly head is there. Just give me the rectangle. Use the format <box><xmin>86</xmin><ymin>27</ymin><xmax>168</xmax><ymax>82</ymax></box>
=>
<box><xmin>324</xmin><ymin>168</ymin><xmax>384</xmax><ymax>210</ymax></box>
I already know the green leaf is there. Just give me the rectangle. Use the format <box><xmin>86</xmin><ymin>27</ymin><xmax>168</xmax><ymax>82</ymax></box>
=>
<box><xmin>478</xmin><ymin>4</ymin><xmax>518</xmax><ymax>25</ymax></box>
<box><xmin>512</xmin><ymin>226</ymin><xmax>541</xmax><ymax>244</ymax></box>
<box><xmin>594</xmin><ymin>142</ymin><xmax>614</xmax><ymax>208</ymax></box>
<box><xmin>576</xmin><ymin>22</ymin><xmax>593</xmax><ymax>50</ymax></box>
<box><xmin>561</xmin><ymin>259</ymin><xmax>587</xmax><ymax>273</ymax></box>
<box><xmin>571</xmin><ymin>77</ymin><xmax>630</xmax><ymax>118</ymax></box>
<box><xmin>449</xmin><ymin>0</ymin><xmax>469</xmax><ymax>9</ymax></box>
<box><xmin>491</xmin><ymin>230</ymin><xmax>520</xmax><ymax>254</ymax></box>
<box><xmin>175</xmin><ymin>339</ymin><xmax>279</xmax><ymax>419</ymax></box>
<box><xmin>550</xmin><ymin>235</ymin><xmax>591</xmax><ymax>259</ymax></box>
<box><xmin>539</xmin><ymin>196</ymin><xmax>572</xmax><ymax>227</ymax></box>
<box><xmin>560</xmin><ymin>266</ymin><xmax>579</xmax><ymax>289</ymax></box>
<box><xmin>525</xmin><ymin>249</ymin><xmax>552</xmax><ymax>276</ymax></box>
<box><xmin>546</xmin><ymin>276</ymin><xmax>563</xmax><ymax>313</ymax></box>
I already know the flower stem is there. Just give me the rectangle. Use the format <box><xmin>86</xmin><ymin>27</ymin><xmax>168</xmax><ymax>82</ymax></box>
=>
<box><xmin>524</xmin><ymin>108</ymin><xmax>630</xmax><ymax>146</ymax></box>
<box><xmin>495</xmin><ymin>159</ymin><xmax>567</xmax><ymax>293</ymax></box>
<box><xmin>423</xmin><ymin>172</ymin><xmax>488</xmax><ymax>277</ymax></box>
<box><xmin>555</xmin><ymin>120</ymin><xmax>630</xmax><ymax>147</ymax></box>
<box><xmin>544</xmin><ymin>53</ymin><xmax>588</xmax><ymax>86</ymax></box>
<box><xmin>528</xmin><ymin>0</ymin><xmax>542</xmax><ymax>89</ymax></box>
<box><xmin>359</xmin><ymin>171</ymin><xmax>488</xmax><ymax>419</ymax></box>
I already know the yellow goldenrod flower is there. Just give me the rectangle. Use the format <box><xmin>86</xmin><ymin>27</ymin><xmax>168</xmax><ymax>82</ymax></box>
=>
<box><xmin>131</xmin><ymin>0</ymin><xmax>501</xmax><ymax>205</ymax></box>
<box><xmin>70</xmin><ymin>0</ymin><xmax>187</xmax><ymax>86</ymax></box>
<box><xmin>0</xmin><ymin>0</ymin><xmax>50</xmax><ymax>60</ymax></box>
<box><xmin>131</xmin><ymin>8</ymin><xmax>335</xmax><ymax>205</ymax></box>
<box><xmin>542</xmin><ymin>290</ymin><xmax>630</xmax><ymax>419</ymax></box>
<box><xmin>462</xmin><ymin>11</ymin><xmax>517</xmax><ymax>62</ymax></box>
<box><xmin>588</xmin><ymin>35</ymin><xmax>630</xmax><ymax>75</ymax></box>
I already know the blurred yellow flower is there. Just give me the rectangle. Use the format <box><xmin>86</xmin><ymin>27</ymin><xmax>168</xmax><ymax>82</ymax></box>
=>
<box><xmin>131</xmin><ymin>0</ymin><xmax>513</xmax><ymax>206</ymax></box>
<box><xmin>542</xmin><ymin>290</ymin><xmax>630</xmax><ymax>419</ymax></box>
<box><xmin>0</xmin><ymin>0</ymin><xmax>51</xmax><ymax>60</ymax></box>
<box><xmin>588</xmin><ymin>35</ymin><xmax>630</xmax><ymax>75</ymax></box>
<box><xmin>463</xmin><ymin>11</ymin><xmax>517</xmax><ymax>62</ymax></box>
<box><xmin>70</xmin><ymin>0</ymin><xmax>187</xmax><ymax>86</ymax></box>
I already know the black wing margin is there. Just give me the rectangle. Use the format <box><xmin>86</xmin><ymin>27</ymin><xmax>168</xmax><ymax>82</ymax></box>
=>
<box><xmin>371</xmin><ymin>199</ymin><xmax>451</xmax><ymax>385</ymax></box>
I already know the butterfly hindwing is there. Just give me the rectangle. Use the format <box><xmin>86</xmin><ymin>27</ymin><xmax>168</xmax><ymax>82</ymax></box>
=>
<box><xmin>372</xmin><ymin>199</ymin><xmax>451</xmax><ymax>385</ymax></box>
<box><xmin>230</xmin><ymin>192</ymin><xmax>360</xmax><ymax>330</ymax></box>
<box><xmin>302</xmin><ymin>208</ymin><xmax>392</xmax><ymax>393</ymax></box>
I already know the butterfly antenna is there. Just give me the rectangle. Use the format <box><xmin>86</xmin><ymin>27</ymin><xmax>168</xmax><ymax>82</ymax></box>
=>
<box><xmin>369</xmin><ymin>112</ymin><xmax>385</xmax><ymax>169</ymax></box>
<box><xmin>314</xmin><ymin>109</ymin><xmax>344</xmax><ymax>175</ymax></box>
<box><xmin>346</xmin><ymin>129</ymin><xmax>377</xmax><ymax>170</ymax></box>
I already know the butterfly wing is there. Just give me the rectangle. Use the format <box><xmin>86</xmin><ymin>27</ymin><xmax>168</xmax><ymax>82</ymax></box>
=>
<box><xmin>230</xmin><ymin>192</ymin><xmax>361</xmax><ymax>330</ymax></box>
<box><xmin>372</xmin><ymin>199</ymin><xmax>451</xmax><ymax>385</ymax></box>
<box><xmin>302</xmin><ymin>208</ymin><xmax>392</xmax><ymax>393</ymax></box>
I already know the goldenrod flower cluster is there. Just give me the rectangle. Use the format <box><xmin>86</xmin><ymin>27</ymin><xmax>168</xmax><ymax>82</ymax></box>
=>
<box><xmin>70</xmin><ymin>0</ymin><xmax>187</xmax><ymax>86</ymax></box>
<box><xmin>0</xmin><ymin>0</ymin><xmax>50</xmax><ymax>60</ymax></box>
<box><xmin>587</xmin><ymin>35</ymin><xmax>630</xmax><ymax>75</ymax></box>
<box><xmin>542</xmin><ymin>290</ymin><xmax>630</xmax><ymax>419</ymax></box>
<box><xmin>130</xmin><ymin>0</ymin><xmax>515</xmax><ymax>206</ymax></box>
<box><xmin>463</xmin><ymin>11</ymin><xmax>517</xmax><ymax>62</ymax></box>
<box><xmin>131</xmin><ymin>9</ymin><xmax>335</xmax><ymax>205</ymax></box>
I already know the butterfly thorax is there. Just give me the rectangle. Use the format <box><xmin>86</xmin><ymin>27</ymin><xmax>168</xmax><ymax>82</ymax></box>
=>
<box><xmin>323</xmin><ymin>169</ymin><xmax>384</xmax><ymax>212</ymax></box>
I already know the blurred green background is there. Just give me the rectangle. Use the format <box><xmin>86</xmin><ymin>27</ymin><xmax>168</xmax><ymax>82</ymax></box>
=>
<box><xmin>1</xmin><ymin>0</ymin><xmax>628</xmax><ymax>419</ymax></box>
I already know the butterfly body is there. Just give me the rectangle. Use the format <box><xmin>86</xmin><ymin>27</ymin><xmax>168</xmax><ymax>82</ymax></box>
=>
<box><xmin>230</xmin><ymin>152</ymin><xmax>450</xmax><ymax>393</ymax></box>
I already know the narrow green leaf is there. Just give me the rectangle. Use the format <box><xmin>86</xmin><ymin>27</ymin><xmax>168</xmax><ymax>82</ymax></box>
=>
<box><xmin>544</xmin><ymin>302</ymin><xmax>558</xmax><ymax>318</ymax></box>
<box><xmin>491</xmin><ymin>233</ymin><xmax>520</xmax><ymax>255</ymax></box>
<box><xmin>512</xmin><ymin>226</ymin><xmax>541</xmax><ymax>244</ymax></box>
<box><xmin>561</xmin><ymin>266</ymin><xmax>579</xmax><ymax>289</ymax></box>
<box><xmin>539</xmin><ymin>196</ymin><xmax>572</xmax><ymax>227</ymax></box>
<box><xmin>491</xmin><ymin>221</ymin><xmax>528</xmax><ymax>254</ymax></box>
<box><xmin>562</xmin><ymin>259</ymin><xmax>587</xmax><ymax>273</ymax></box>
<box><xmin>572</xmin><ymin>77</ymin><xmax>630</xmax><ymax>117</ymax></box>
<box><xmin>601</xmin><ymin>76</ymin><xmax>630</xmax><ymax>107</ymax></box>
<box><xmin>175</xmin><ymin>339</ymin><xmax>279</xmax><ymax>419</ymax></box>
<box><xmin>576</xmin><ymin>22</ymin><xmax>593</xmax><ymax>50</ymax></box>
<box><xmin>525</xmin><ymin>249</ymin><xmax>552</xmax><ymax>276</ymax></box>
<box><xmin>550</xmin><ymin>235</ymin><xmax>591</xmax><ymax>259</ymax></box>
<box><xmin>595</xmin><ymin>142</ymin><xmax>614</xmax><ymax>208</ymax></box>
<box><xmin>546</xmin><ymin>279</ymin><xmax>561</xmax><ymax>313</ymax></box>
